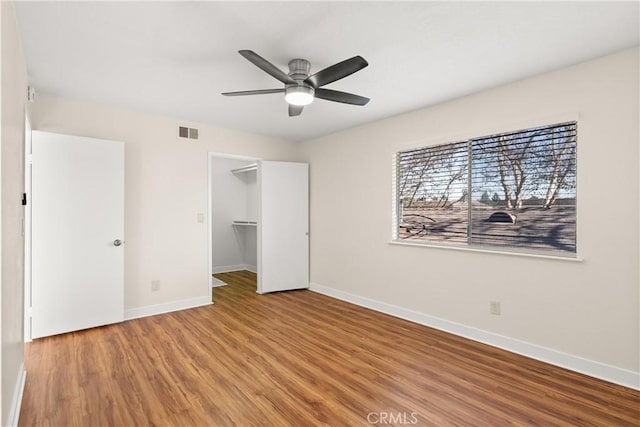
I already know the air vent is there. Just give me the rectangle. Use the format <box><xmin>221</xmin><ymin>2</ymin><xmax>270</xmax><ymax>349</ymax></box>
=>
<box><xmin>178</xmin><ymin>126</ymin><xmax>199</xmax><ymax>140</ymax></box>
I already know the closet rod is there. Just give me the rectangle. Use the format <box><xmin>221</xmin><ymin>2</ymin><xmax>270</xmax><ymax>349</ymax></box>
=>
<box><xmin>232</xmin><ymin>220</ymin><xmax>257</xmax><ymax>226</ymax></box>
<box><xmin>230</xmin><ymin>163</ymin><xmax>258</xmax><ymax>174</ymax></box>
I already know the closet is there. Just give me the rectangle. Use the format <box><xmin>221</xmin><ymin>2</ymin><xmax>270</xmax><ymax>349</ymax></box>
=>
<box><xmin>210</xmin><ymin>157</ymin><xmax>258</xmax><ymax>277</ymax></box>
<box><xmin>209</xmin><ymin>155</ymin><xmax>309</xmax><ymax>294</ymax></box>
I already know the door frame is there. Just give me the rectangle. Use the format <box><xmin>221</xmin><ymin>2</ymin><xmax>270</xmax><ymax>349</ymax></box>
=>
<box><xmin>207</xmin><ymin>152</ymin><xmax>260</xmax><ymax>302</ymax></box>
<box><xmin>23</xmin><ymin>107</ymin><xmax>32</xmax><ymax>342</ymax></box>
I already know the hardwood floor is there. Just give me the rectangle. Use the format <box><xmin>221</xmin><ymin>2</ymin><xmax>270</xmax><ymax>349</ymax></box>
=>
<box><xmin>20</xmin><ymin>270</ymin><xmax>639</xmax><ymax>426</ymax></box>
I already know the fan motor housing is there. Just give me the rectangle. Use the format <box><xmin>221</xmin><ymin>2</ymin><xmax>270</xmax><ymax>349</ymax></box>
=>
<box><xmin>288</xmin><ymin>58</ymin><xmax>311</xmax><ymax>81</ymax></box>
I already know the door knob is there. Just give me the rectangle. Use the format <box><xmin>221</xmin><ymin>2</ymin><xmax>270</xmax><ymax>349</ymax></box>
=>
<box><xmin>113</xmin><ymin>239</ymin><xmax>123</xmax><ymax>246</ymax></box>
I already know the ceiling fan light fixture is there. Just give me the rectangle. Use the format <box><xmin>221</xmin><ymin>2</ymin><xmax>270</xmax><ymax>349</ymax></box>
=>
<box><xmin>285</xmin><ymin>85</ymin><xmax>314</xmax><ymax>106</ymax></box>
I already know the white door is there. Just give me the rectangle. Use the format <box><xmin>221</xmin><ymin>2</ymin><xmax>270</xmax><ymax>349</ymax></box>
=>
<box><xmin>31</xmin><ymin>131</ymin><xmax>124</xmax><ymax>338</ymax></box>
<box><xmin>258</xmin><ymin>161</ymin><xmax>309</xmax><ymax>293</ymax></box>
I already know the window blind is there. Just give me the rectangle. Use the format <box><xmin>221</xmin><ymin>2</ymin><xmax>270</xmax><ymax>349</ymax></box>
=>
<box><xmin>397</xmin><ymin>140</ymin><xmax>468</xmax><ymax>244</ymax></box>
<box><xmin>395</xmin><ymin>121</ymin><xmax>577</xmax><ymax>255</ymax></box>
<box><xmin>470</xmin><ymin>122</ymin><xmax>577</xmax><ymax>252</ymax></box>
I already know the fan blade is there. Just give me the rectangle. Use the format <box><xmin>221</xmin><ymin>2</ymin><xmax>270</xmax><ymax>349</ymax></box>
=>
<box><xmin>239</xmin><ymin>50</ymin><xmax>295</xmax><ymax>85</ymax></box>
<box><xmin>315</xmin><ymin>88</ymin><xmax>370</xmax><ymax>106</ymax></box>
<box><xmin>305</xmin><ymin>56</ymin><xmax>368</xmax><ymax>88</ymax></box>
<box><xmin>221</xmin><ymin>89</ymin><xmax>284</xmax><ymax>96</ymax></box>
<box><xmin>289</xmin><ymin>104</ymin><xmax>304</xmax><ymax>117</ymax></box>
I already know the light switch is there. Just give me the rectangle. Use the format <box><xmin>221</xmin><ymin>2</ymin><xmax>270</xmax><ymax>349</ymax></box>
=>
<box><xmin>197</xmin><ymin>213</ymin><xmax>204</xmax><ymax>223</ymax></box>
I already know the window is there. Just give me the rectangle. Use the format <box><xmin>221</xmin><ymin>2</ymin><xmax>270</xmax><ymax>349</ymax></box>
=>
<box><xmin>395</xmin><ymin>121</ymin><xmax>577</xmax><ymax>256</ymax></box>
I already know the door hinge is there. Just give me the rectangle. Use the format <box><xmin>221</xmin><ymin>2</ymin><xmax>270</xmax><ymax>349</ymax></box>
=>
<box><xmin>27</xmin><ymin>86</ymin><xmax>36</xmax><ymax>102</ymax></box>
<box><xmin>22</xmin><ymin>193</ymin><xmax>27</xmax><ymax>206</ymax></box>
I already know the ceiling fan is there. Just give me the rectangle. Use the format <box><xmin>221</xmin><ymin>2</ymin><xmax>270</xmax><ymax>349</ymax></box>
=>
<box><xmin>222</xmin><ymin>50</ymin><xmax>370</xmax><ymax>117</ymax></box>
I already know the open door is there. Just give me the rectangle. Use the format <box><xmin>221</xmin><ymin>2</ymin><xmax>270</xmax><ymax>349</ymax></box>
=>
<box><xmin>31</xmin><ymin>131</ymin><xmax>124</xmax><ymax>338</ymax></box>
<box><xmin>258</xmin><ymin>161</ymin><xmax>309</xmax><ymax>293</ymax></box>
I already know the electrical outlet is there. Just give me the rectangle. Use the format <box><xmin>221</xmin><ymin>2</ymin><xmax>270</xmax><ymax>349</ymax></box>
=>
<box><xmin>490</xmin><ymin>301</ymin><xmax>501</xmax><ymax>315</ymax></box>
<box><xmin>152</xmin><ymin>280</ymin><xmax>161</xmax><ymax>291</ymax></box>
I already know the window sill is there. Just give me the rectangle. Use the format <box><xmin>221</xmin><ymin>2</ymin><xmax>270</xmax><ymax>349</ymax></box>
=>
<box><xmin>389</xmin><ymin>240</ymin><xmax>583</xmax><ymax>262</ymax></box>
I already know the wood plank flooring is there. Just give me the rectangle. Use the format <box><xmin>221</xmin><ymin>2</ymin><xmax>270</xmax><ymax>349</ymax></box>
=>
<box><xmin>19</xmin><ymin>270</ymin><xmax>639</xmax><ymax>426</ymax></box>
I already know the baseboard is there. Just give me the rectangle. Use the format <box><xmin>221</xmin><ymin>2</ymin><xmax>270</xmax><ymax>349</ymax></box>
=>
<box><xmin>310</xmin><ymin>282</ymin><xmax>639</xmax><ymax>391</ymax></box>
<box><xmin>212</xmin><ymin>265</ymin><xmax>256</xmax><ymax>274</ymax></box>
<box><xmin>124</xmin><ymin>296</ymin><xmax>211</xmax><ymax>321</ymax></box>
<box><xmin>211</xmin><ymin>276</ymin><xmax>227</xmax><ymax>287</ymax></box>
<box><xmin>7</xmin><ymin>364</ymin><xmax>26</xmax><ymax>427</ymax></box>
<box><xmin>211</xmin><ymin>264</ymin><xmax>247</xmax><ymax>274</ymax></box>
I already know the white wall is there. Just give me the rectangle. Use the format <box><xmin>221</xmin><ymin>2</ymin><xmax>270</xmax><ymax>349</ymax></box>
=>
<box><xmin>244</xmin><ymin>171</ymin><xmax>258</xmax><ymax>269</ymax></box>
<box><xmin>30</xmin><ymin>93</ymin><xmax>297</xmax><ymax>312</ymax></box>
<box><xmin>1</xmin><ymin>1</ymin><xmax>28</xmax><ymax>424</ymax></box>
<box><xmin>298</xmin><ymin>48</ymin><xmax>639</xmax><ymax>386</ymax></box>
<box><xmin>210</xmin><ymin>156</ymin><xmax>257</xmax><ymax>272</ymax></box>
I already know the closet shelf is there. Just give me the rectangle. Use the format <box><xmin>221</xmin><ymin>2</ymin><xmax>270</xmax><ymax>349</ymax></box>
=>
<box><xmin>232</xmin><ymin>220</ymin><xmax>257</xmax><ymax>226</ymax></box>
<box><xmin>230</xmin><ymin>163</ymin><xmax>257</xmax><ymax>174</ymax></box>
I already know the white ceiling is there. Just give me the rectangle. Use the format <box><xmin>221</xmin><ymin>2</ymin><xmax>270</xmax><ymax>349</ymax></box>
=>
<box><xmin>15</xmin><ymin>1</ymin><xmax>639</xmax><ymax>142</ymax></box>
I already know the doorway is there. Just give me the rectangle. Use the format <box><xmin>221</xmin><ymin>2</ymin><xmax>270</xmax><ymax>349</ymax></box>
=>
<box><xmin>208</xmin><ymin>153</ymin><xmax>259</xmax><ymax>296</ymax></box>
